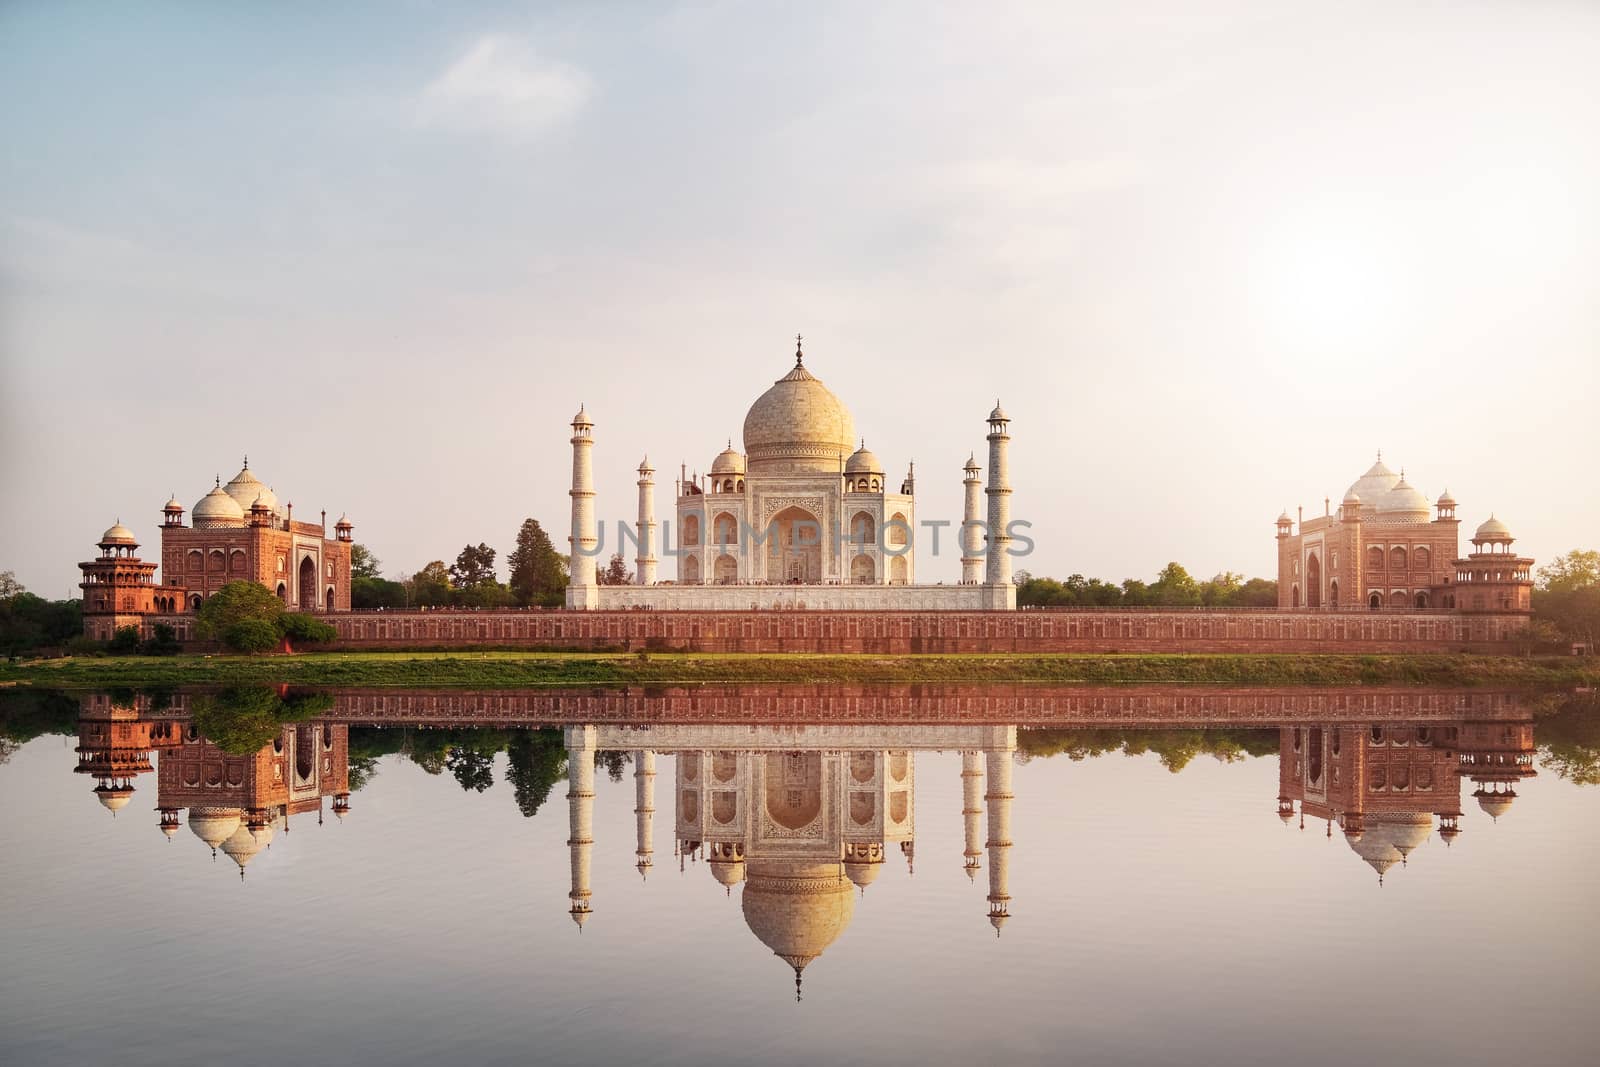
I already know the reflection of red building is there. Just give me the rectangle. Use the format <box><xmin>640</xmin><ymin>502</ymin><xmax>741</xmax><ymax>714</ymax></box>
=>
<box><xmin>75</xmin><ymin>693</ymin><xmax>351</xmax><ymax>878</ymax></box>
<box><xmin>1277</xmin><ymin>697</ymin><xmax>1538</xmax><ymax>884</ymax></box>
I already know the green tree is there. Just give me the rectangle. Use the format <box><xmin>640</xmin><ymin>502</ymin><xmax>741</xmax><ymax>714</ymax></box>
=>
<box><xmin>508</xmin><ymin>519</ymin><xmax>568</xmax><ymax>607</ymax></box>
<box><xmin>0</xmin><ymin>591</ymin><xmax>82</xmax><ymax>657</ymax></box>
<box><xmin>1233</xmin><ymin>578</ymin><xmax>1279</xmax><ymax>607</ymax></box>
<box><xmin>409</xmin><ymin>561</ymin><xmax>453</xmax><ymax>607</ymax></box>
<box><xmin>1532</xmin><ymin>548</ymin><xmax>1600</xmax><ymax>647</ymax></box>
<box><xmin>0</xmin><ymin>571</ymin><xmax>23</xmax><ymax>598</ymax></box>
<box><xmin>108</xmin><ymin>626</ymin><xmax>142</xmax><ymax>654</ymax></box>
<box><xmin>224</xmin><ymin>618</ymin><xmax>281</xmax><ymax>654</ymax></box>
<box><xmin>350</xmin><ymin>544</ymin><xmax>383</xmax><ymax>580</ymax></box>
<box><xmin>352</xmin><ymin>576</ymin><xmax>407</xmax><ymax>610</ymax></box>
<box><xmin>195</xmin><ymin>581</ymin><xmax>284</xmax><ymax>642</ymax></box>
<box><xmin>193</xmin><ymin>687</ymin><xmax>288</xmax><ymax>754</ymax></box>
<box><xmin>446</xmin><ymin>744</ymin><xmax>498</xmax><ymax>792</ymax></box>
<box><xmin>450</xmin><ymin>543</ymin><xmax>498</xmax><ymax>589</ymax></box>
<box><xmin>596</xmin><ymin>749</ymin><xmax>631</xmax><ymax>782</ymax></box>
<box><xmin>1149</xmin><ymin>562</ymin><xmax>1201</xmax><ymax>606</ymax></box>
<box><xmin>596</xmin><ymin>552</ymin><xmax>632</xmax><ymax>586</ymax></box>
<box><xmin>278</xmin><ymin>612</ymin><xmax>337</xmax><ymax>648</ymax></box>
<box><xmin>505</xmin><ymin>730</ymin><xmax>566</xmax><ymax>817</ymax></box>
<box><xmin>1537</xmin><ymin>550</ymin><xmax>1600</xmax><ymax>593</ymax></box>
<box><xmin>1200</xmin><ymin>571</ymin><xmax>1243</xmax><ymax>607</ymax></box>
<box><xmin>1537</xmin><ymin>692</ymin><xmax>1600</xmax><ymax>785</ymax></box>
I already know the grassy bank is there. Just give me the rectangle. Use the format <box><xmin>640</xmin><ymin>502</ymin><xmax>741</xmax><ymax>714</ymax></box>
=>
<box><xmin>1</xmin><ymin>651</ymin><xmax>1596</xmax><ymax>689</ymax></box>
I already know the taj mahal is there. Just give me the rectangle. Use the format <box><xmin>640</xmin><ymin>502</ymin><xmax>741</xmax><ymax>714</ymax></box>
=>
<box><xmin>564</xmin><ymin>336</ymin><xmax>1018</xmax><ymax>611</ymax></box>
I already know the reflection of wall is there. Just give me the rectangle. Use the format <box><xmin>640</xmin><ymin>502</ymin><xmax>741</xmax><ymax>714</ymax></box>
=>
<box><xmin>324</xmin><ymin>686</ymin><xmax>1538</xmax><ymax>728</ymax></box>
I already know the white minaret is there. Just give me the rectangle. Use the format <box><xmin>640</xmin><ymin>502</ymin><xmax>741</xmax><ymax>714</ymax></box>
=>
<box><xmin>565</xmin><ymin>725</ymin><xmax>597</xmax><ymax>928</ymax></box>
<box><xmin>983</xmin><ymin>402</ymin><xmax>1016</xmax><ymax>609</ymax></box>
<box><xmin>567</xmin><ymin>406</ymin><xmax>599</xmax><ymax>609</ymax></box>
<box><xmin>961</xmin><ymin>454</ymin><xmax>984</xmax><ymax>585</ymax></box>
<box><xmin>634</xmin><ymin>749</ymin><xmax>655</xmax><ymax>879</ymax></box>
<box><xmin>961</xmin><ymin>749</ymin><xmax>984</xmax><ymax>880</ymax></box>
<box><xmin>635</xmin><ymin>457</ymin><xmax>657</xmax><ymax>586</ymax></box>
<box><xmin>985</xmin><ymin>741</ymin><xmax>1014</xmax><ymax>935</ymax></box>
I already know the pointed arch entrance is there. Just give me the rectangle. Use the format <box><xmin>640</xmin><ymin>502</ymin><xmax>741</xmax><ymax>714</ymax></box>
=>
<box><xmin>298</xmin><ymin>556</ymin><xmax>317</xmax><ymax>610</ymax></box>
<box><xmin>768</xmin><ymin>506</ymin><xmax>822</xmax><ymax>583</ymax></box>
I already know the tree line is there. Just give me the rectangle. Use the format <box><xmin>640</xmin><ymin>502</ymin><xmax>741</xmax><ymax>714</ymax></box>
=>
<box><xmin>1014</xmin><ymin>562</ymin><xmax>1278</xmax><ymax>608</ymax></box>
<box><xmin>350</xmin><ymin>517</ymin><xmax>633</xmax><ymax>610</ymax></box>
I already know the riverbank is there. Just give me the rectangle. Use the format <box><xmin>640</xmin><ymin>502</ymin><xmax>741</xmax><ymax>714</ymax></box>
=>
<box><xmin>1</xmin><ymin>651</ymin><xmax>1595</xmax><ymax>689</ymax></box>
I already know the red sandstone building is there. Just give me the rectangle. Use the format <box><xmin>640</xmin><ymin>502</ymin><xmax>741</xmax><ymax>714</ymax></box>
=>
<box><xmin>1275</xmin><ymin>454</ymin><xmax>1534</xmax><ymax>613</ymax></box>
<box><xmin>79</xmin><ymin>459</ymin><xmax>354</xmax><ymax>640</ymax></box>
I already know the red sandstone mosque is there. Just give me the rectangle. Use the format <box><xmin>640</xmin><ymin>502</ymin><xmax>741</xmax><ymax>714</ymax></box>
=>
<box><xmin>78</xmin><ymin>458</ymin><xmax>354</xmax><ymax>640</ymax></box>
<box><xmin>1275</xmin><ymin>453</ymin><xmax>1534</xmax><ymax>614</ymax></box>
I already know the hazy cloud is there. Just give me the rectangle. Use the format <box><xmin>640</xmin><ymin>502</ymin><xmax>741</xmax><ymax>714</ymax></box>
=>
<box><xmin>418</xmin><ymin>35</ymin><xmax>590</xmax><ymax>138</ymax></box>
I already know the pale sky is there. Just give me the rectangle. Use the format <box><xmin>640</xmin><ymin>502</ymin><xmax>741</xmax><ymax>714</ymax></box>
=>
<box><xmin>3</xmin><ymin>1</ymin><xmax>1597</xmax><ymax>595</ymax></box>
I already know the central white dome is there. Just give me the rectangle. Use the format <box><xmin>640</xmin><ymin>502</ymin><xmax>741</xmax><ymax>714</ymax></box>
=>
<box><xmin>1346</xmin><ymin>455</ymin><xmax>1400</xmax><ymax>504</ymax></box>
<box><xmin>742</xmin><ymin>351</ymin><xmax>857</xmax><ymax>474</ymax></box>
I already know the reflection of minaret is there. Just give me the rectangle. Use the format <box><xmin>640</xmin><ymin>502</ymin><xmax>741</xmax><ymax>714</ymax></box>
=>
<box><xmin>565</xmin><ymin>726</ymin><xmax>597</xmax><ymax>928</ymax></box>
<box><xmin>984</xmin><ymin>744</ymin><xmax>1014</xmax><ymax>934</ymax></box>
<box><xmin>634</xmin><ymin>749</ymin><xmax>655</xmax><ymax>879</ymax></box>
<box><xmin>961</xmin><ymin>750</ymin><xmax>984</xmax><ymax>881</ymax></box>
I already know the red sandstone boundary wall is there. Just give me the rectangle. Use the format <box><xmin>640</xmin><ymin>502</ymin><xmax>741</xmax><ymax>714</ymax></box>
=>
<box><xmin>283</xmin><ymin>609</ymin><xmax>1530</xmax><ymax>654</ymax></box>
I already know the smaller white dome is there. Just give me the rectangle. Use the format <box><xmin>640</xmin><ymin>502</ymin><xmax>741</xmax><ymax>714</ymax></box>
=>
<box><xmin>964</xmin><ymin>453</ymin><xmax>980</xmax><ymax>472</ymax></box>
<box><xmin>163</xmin><ymin>495</ymin><xmax>184</xmax><ymax>512</ymax></box>
<box><xmin>221</xmin><ymin>822</ymin><xmax>274</xmax><ymax>871</ymax></box>
<box><xmin>188</xmin><ymin>807</ymin><xmax>242</xmax><ymax>849</ymax></box>
<box><xmin>1376</xmin><ymin>475</ymin><xmax>1431</xmax><ymax>522</ymax></box>
<box><xmin>989</xmin><ymin>401</ymin><xmax>1009</xmax><ymax>422</ymax></box>
<box><xmin>571</xmin><ymin>404</ymin><xmax>592</xmax><ymax>426</ymax></box>
<box><xmin>710</xmin><ymin>858</ymin><xmax>746</xmax><ymax>887</ymax></box>
<box><xmin>100</xmin><ymin>521</ymin><xmax>137</xmax><ymax>545</ymax></box>
<box><xmin>845</xmin><ymin>443</ymin><xmax>882</xmax><ymax>474</ymax></box>
<box><xmin>193</xmin><ymin>483</ymin><xmax>246</xmax><ymax>527</ymax></box>
<box><xmin>711</xmin><ymin>444</ymin><xmax>746</xmax><ymax>475</ymax></box>
<box><xmin>1437</xmin><ymin>488</ymin><xmax>1456</xmax><ymax>506</ymax></box>
<box><xmin>1475</xmin><ymin>515</ymin><xmax>1513</xmax><ymax>541</ymax></box>
<box><xmin>1343</xmin><ymin>488</ymin><xmax>1362</xmax><ymax>505</ymax></box>
<box><xmin>95</xmin><ymin>787</ymin><xmax>134</xmax><ymax>812</ymax></box>
<box><xmin>1477</xmin><ymin>792</ymin><xmax>1515</xmax><ymax>819</ymax></box>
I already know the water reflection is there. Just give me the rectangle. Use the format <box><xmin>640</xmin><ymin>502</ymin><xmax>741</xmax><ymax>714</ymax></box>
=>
<box><xmin>74</xmin><ymin>690</ymin><xmax>351</xmax><ymax>877</ymax></box>
<box><xmin>62</xmin><ymin>685</ymin><xmax>1551</xmax><ymax>988</ymax></box>
<box><xmin>1276</xmin><ymin>718</ymin><xmax>1536</xmax><ymax>883</ymax></box>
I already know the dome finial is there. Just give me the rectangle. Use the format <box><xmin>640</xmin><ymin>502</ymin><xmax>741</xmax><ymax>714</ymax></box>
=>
<box><xmin>794</xmin><ymin>332</ymin><xmax>804</xmax><ymax>366</ymax></box>
<box><xmin>214</xmin><ymin>474</ymin><xmax>220</xmax><ymax>488</ymax></box>
<box><xmin>243</xmin><ymin>454</ymin><xmax>248</xmax><ymax>469</ymax></box>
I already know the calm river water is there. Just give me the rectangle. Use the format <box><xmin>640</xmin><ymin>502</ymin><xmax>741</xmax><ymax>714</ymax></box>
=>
<box><xmin>1</xmin><ymin>685</ymin><xmax>1596</xmax><ymax>1066</ymax></box>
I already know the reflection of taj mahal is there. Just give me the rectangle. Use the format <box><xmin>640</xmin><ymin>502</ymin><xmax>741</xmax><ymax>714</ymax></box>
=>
<box><xmin>566</xmin><ymin>338</ymin><xmax>1018</xmax><ymax>611</ymax></box>
<box><xmin>562</xmin><ymin>724</ymin><xmax>1017</xmax><ymax>998</ymax></box>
